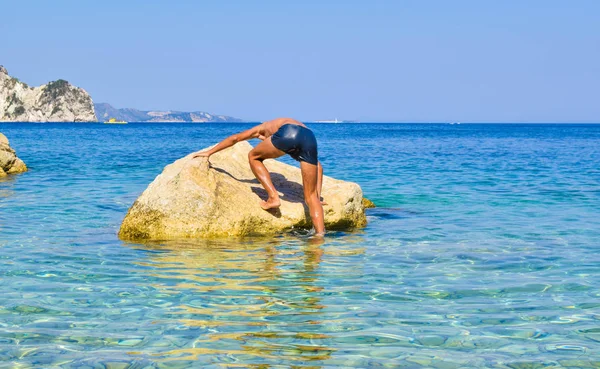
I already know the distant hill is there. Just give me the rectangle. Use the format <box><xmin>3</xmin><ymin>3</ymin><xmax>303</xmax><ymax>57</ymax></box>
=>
<box><xmin>94</xmin><ymin>103</ymin><xmax>243</xmax><ymax>123</ymax></box>
<box><xmin>1</xmin><ymin>65</ymin><xmax>96</xmax><ymax>122</ymax></box>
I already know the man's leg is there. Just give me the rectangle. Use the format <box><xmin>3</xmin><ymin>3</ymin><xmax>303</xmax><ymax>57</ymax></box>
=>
<box><xmin>300</xmin><ymin>161</ymin><xmax>325</xmax><ymax>235</ymax></box>
<box><xmin>248</xmin><ymin>137</ymin><xmax>285</xmax><ymax>210</ymax></box>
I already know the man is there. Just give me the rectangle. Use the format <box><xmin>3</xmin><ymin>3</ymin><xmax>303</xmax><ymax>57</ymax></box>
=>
<box><xmin>193</xmin><ymin>117</ymin><xmax>325</xmax><ymax>235</ymax></box>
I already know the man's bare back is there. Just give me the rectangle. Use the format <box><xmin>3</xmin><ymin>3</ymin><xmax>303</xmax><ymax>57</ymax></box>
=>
<box><xmin>256</xmin><ymin>118</ymin><xmax>307</xmax><ymax>141</ymax></box>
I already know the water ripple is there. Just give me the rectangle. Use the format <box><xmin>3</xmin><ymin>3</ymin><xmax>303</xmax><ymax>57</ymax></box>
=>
<box><xmin>1</xmin><ymin>123</ymin><xmax>599</xmax><ymax>367</ymax></box>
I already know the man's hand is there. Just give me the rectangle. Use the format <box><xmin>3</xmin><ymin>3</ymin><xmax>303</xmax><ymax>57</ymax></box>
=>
<box><xmin>193</xmin><ymin>151</ymin><xmax>211</xmax><ymax>159</ymax></box>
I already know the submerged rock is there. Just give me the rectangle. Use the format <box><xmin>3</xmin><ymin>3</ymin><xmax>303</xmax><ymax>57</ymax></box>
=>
<box><xmin>0</xmin><ymin>132</ymin><xmax>27</xmax><ymax>176</ymax></box>
<box><xmin>0</xmin><ymin>65</ymin><xmax>96</xmax><ymax>122</ymax></box>
<box><xmin>119</xmin><ymin>141</ymin><xmax>367</xmax><ymax>240</ymax></box>
<box><xmin>362</xmin><ymin>197</ymin><xmax>376</xmax><ymax>208</ymax></box>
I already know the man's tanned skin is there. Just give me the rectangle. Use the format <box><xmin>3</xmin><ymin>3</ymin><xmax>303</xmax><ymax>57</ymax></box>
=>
<box><xmin>193</xmin><ymin>117</ymin><xmax>326</xmax><ymax>235</ymax></box>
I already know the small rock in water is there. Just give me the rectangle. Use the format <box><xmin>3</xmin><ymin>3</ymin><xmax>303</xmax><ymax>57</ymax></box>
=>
<box><xmin>362</xmin><ymin>197</ymin><xmax>376</xmax><ymax>208</ymax></box>
<box><xmin>0</xmin><ymin>132</ymin><xmax>27</xmax><ymax>176</ymax></box>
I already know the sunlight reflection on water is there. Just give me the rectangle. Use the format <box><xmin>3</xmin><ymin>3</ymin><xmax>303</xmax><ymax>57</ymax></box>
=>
<box><xmin>1</xmin><ymin>123</ymin><xmax>600</xmax><ymax>367</ymax></box>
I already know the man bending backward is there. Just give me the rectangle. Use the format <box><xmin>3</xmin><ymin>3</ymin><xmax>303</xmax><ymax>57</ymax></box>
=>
<box><xmin>193</xmin><ymin>117</ymin><xmax>325</xmax><ymax>235</ymax></box>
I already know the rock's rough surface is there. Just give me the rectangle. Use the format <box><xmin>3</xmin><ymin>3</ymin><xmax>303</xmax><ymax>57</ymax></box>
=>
<box><xmin>0</xmin><ymin>133</ymin><xmax>27</xmax><ymax>176</ymax></box>
<box><xmin>0</xmin><ymin>65</ymin><xmax>96</xmax><ymax>122</ymax></box>
<box><xmin>119</xmin><ymin>142</ymin><xmax>367</xmax><ymax>240</ymax></box>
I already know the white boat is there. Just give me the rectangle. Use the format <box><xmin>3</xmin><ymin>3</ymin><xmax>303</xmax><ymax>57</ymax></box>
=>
<box><xmin>314</xmin><ymin>118</ymin><xmax>341</xmax><ymax>123</ymax></box>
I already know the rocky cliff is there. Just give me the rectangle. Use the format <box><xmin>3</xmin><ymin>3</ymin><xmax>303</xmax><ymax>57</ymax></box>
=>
<box><xmin>0</xmin><ymin>66</ymin><xmax>96</xmax><ymax>122</ymax></box>
<box><xmin>119</xmin><ymin>141</ymin><xmax>366</xmax><ymax>240</ymax></box>
<box><xmin>0</xmin><ymin>133</ymin><xmax>27</xmax><ymax>176</ymax></box>
<box><xmin>95</xmin><ymin>103</ymin><xmax>242</xmax><ymax>123</ymax></box>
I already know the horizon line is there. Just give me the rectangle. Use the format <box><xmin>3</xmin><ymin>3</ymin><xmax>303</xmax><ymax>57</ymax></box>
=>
<box><xmin>2</xmin><ymin>121</ymin><xmax>600</xmax><ymax>125</ymax></box>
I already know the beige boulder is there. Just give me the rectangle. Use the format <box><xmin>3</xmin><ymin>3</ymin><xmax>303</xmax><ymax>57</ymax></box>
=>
<box><xmin>0</xmin><ymin>133</ymin><xmax>27</xmax><ymax>176</ymax></box>
<box><xmin>119</xmin><ymin>141</ymin><xmax>367</xmax><ymax>240</ymax></box>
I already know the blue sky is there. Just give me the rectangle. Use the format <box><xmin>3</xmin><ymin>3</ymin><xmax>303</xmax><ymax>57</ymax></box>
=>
<box><xmin>1</xmin><ymin>0</ymin><xmax>599</xmax><ymax>122</ymax></box>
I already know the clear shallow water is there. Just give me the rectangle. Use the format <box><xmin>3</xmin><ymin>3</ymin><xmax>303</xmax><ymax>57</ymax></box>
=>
<box><xmin>1</xmin><ymin>123</ymin><xmax>600</xmax><ymax>368</ymax></box>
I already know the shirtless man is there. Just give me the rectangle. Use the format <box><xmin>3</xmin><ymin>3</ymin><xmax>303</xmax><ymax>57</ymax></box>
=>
<box><xmin>193</xmin><ymin>117</ymin><xmax>325</xmax><ymax>235</ymax></box>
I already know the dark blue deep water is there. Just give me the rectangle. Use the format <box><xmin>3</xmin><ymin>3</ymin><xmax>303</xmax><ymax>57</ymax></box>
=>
<box><xmin>1</xmin><ymin>123</ymin><xmax>599</xmax><ymax>368</ymax></box>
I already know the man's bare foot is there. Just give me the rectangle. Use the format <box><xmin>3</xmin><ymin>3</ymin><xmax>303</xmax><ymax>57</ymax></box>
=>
<box><xmin>260</xmin><ymin>198</ymin><xmax>281</xmax><ymax>210</ymax></box>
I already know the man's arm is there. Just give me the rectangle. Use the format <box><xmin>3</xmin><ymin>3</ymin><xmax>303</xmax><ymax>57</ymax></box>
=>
<box><xmin>193</xmin><ymin>125</ymin><xmax>262</xmax><ymax>158</ymax></box>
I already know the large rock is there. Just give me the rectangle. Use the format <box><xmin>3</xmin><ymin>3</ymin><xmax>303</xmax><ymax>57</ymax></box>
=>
<box><xmin>0</xmin><ymin>133</ymin><xmax>27</xmax><ymax>176</ymax></box>
<box><xmin>0</xmin><ymin>65</ymin><xmax>96</xmax><ymax>122</ymax></box>
<box><xmin>119</xmin><ymin>141</ymin><xmax>367</xmax><ymax>240</ymax></box>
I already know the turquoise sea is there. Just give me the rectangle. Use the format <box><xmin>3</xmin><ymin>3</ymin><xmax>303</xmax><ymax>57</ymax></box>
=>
<box><xmin>1</xmin><ymin>123</ymin><xmax>599</xmax><ymax>368</ymax></box>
